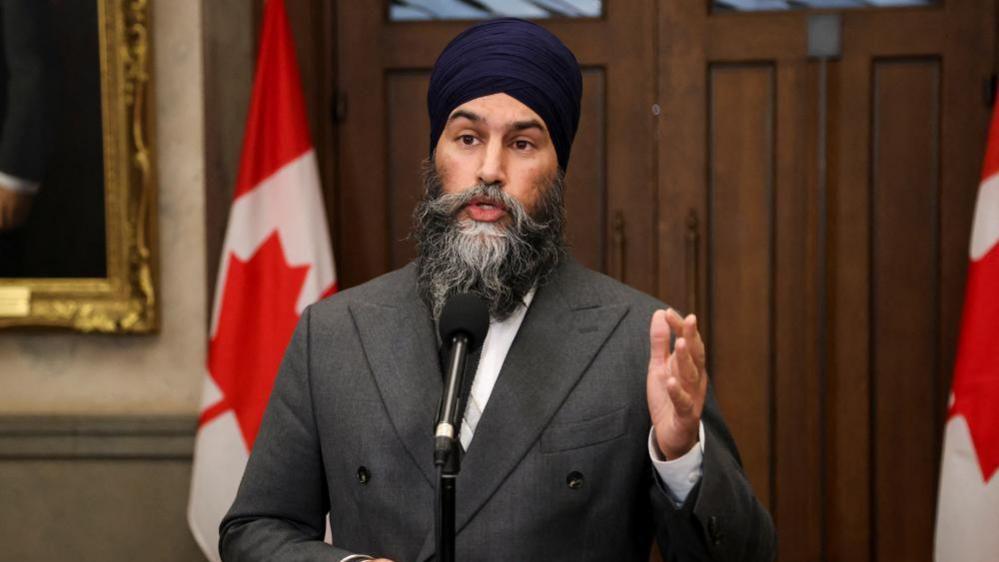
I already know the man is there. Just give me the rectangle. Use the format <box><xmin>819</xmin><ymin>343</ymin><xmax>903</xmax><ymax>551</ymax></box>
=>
<box><xmin>220</xmin><ymin>18</ymin><xmax>775</xmax><ymax>562</ymax></box>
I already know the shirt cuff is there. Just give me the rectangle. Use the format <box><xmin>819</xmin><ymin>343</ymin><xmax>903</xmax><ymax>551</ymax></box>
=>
<box><xmin>0</xmin><ymin>171</ymin><xmax>39</xmax><ymax>195</ymax></box>
<box><xmin>338</xmin><ymin>556</ymin><xmax>374</xmax><ymax>562</ymax></box>
<box><xmin>648</xmin><ymin>421</ymin><xmax>705</xmax><ymax>506</ymax></box>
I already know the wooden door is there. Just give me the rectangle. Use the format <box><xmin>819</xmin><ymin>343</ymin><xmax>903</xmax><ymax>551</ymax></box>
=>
<box><xmin>829</xmin><ymin>6</ymin><xmax>993</xmax><ymax>561</ymax></box>
<box><xmin>660</xmin><ymin>7</ymin><xmax>825</xmax><ymax>559</ymax></box>
<box><xmin>659</xmin><ymin>3</ymin><xmax>994</xmax><ymax>561</ymax></box>
<box><xmin>333</xmin><ymin>3</ymin><xmax>658</xmax><ymax>295</ymax></box>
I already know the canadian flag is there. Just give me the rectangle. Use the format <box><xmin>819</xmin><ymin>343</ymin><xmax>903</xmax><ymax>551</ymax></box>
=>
<box><xmin>187</xmin><ymin>0</ymin><xmax>336</xmax><ymax>559</ymax></box>
<box><xmin>934</xmin><ymin>107</ymin><xmax>999</xmax><ymax>560</ymax></box>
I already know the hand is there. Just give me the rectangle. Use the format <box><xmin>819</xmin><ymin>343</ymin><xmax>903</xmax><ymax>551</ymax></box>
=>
<box><xmin>0</xmin><ymin>186</ymin><xmax>34</xmax><ymax>231</ymax></box>
<box><xmin>647</xmin><ymin>308</ymin><xmax>708</xmax><ymax>459</ymax></box>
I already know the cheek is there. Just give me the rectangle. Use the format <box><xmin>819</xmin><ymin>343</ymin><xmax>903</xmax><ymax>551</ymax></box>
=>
<box><xmin>510</xmin><ymin>164</ymin><xmax>553</xmax><ymax>208</ymax></box>
<box><xmin>435</xmin><ymin>152</ymin><xmax>477</xmax><ymax>195</ymax></box>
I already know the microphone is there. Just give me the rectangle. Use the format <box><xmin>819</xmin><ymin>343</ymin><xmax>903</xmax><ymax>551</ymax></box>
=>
<box><xmin>434</xmin><ymin>293</ymin><xmax>489</xmax><ymax>465</ymax></box>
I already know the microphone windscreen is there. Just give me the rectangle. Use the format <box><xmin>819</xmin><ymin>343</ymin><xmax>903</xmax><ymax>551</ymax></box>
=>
<box><xmin>438</xmin><ymin>293</ymin><xmax>489</xmax><ymax>351</ymax></box>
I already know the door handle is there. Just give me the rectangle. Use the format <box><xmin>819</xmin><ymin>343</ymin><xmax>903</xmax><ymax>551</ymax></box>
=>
<box><xmin>612</xmin><ymin>211</ymin><xmax>626</xmax><ymax>282</ymax></box>
<box><xmin>686</xmin><ymin>209</ymin><xmax>700</xmax><ymax>319</ymax></box>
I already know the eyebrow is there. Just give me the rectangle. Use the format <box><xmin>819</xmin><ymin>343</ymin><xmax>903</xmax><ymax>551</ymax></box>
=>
<box><xmin>511</xmin><ymin>119</ymin><xmax>546</xmax><ymax>134</ymax></box>
<box><xmin>447</xmin><ymin>110</ymin><xmax>547</xmax><ymax>134</ymax></box>
<box><xmin>448</xmin><ymin>110</ymin><xmax>481</xmax><ymax>123</ymax></box>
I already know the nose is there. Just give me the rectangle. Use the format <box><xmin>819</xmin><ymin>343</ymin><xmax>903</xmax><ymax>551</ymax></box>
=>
<box><xmin>477</xmin><ymin>138</ymin><xmax>506</xmax><ymax>187</ymax></box>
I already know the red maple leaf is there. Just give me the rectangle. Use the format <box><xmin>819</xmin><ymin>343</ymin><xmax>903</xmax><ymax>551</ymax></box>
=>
<box><xmin>205</xmin><ymin>232</ymin><xmax>310</xmax><ymax>449</ymax></box>
<box><xmin>948</xmin><ymin>244</ymin><xmax>999</xmax><ymax>483</ymax></box>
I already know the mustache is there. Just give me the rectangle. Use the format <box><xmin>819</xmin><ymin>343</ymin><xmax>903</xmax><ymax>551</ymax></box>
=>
<box><xmin>420</xmin><ymin>182</ymin><xmax>537</xmax><ymax>231</ymax></box>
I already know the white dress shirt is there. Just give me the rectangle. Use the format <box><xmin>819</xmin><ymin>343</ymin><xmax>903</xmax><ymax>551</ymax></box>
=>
<box><xmin>0</xmin><ymin>170</ymin><xmax>39</xmax><ymax>194</ymax></box>
<box><xmin>340</xmin><ymin>290</ymin><xmax>705</xmax><ymax>561</ymax></box>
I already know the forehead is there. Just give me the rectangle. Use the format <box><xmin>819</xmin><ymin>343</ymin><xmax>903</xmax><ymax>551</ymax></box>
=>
<box><xmin>447</xmin><ymin>93</ymin><xmax>547</xmax><ymax>129</ymax></box>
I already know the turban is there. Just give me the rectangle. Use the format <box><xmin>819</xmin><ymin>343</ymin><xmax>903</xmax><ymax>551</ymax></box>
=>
<box><xmin>427</xmin><ymin>18</ymin><xmax>583</xmax><ymax>171</ymax></box>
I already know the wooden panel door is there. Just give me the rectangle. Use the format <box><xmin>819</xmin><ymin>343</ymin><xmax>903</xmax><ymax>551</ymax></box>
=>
<box><xmin>659</xmin><ymin>3</ymin><xmax>993</xmax><ymax>561</ymax></box>
<box><xmin>829</xmin><ymin>6</ymin><xmax>993</xmax><ymax>561</ymax></box>
<box><xmin>659</xmin><ymin>8</ymin><xmax>824</xmax><ymax>560</ymax></box>
<box><xmin>333</xmin><ymin>3</ymin><xmax>658</xmax><ymax>294</ymax></box>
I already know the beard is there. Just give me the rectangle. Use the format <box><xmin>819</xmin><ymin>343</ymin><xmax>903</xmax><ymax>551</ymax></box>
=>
<box><xmin>413</xmin><ymin>162</ymin><xmax>567</xmax><ymax>321</ymax></box>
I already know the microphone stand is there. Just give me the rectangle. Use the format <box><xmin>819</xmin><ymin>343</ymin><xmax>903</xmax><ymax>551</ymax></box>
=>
<box><xmin>434</xmin><ymin>335</ymin><xmax>469</xmax><ymax>562</ymax></box>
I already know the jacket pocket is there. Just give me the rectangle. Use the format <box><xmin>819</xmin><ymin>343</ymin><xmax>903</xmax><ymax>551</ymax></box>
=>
<box><xmin>539</xmin><ymin>405</ymin><xmax>629</xmax><ymax>453</ymax></box>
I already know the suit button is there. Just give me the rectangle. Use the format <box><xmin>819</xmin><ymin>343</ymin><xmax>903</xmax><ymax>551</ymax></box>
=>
<box><xmin>707</xmin><ymin>516</ymin><xmax>724</xmax><ymax>545</ymax></box>
<box><xmin>356</xmin><ymin>466</ymin><xmax>370</xmax><ymax>485</ymax></box>
<box><xmin>566</xmin><ymin>471</ymin><xmax>584</xmax><ymax>490</ymax></box>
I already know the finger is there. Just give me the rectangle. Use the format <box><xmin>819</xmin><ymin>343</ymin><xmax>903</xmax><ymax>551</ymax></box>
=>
<box><xmin>681</xmin><ymin>314</ymin><xmax>707</xmax><ymax>371</ymax></box>
<box><xmin>674</xmin><ymin>338</ymin><xmax>700</xmax><ymax>388</ymax></box>
<box><xmin>665</xmin><ymin>308</ymin><xmax>686</xmax><ymax>341</ymax></box>
<box><xmin>648</xmin><ymin>309</ymin><xmax>670</xmax><ymax>369</ymax></box>
<box><xmin>666</xmin><ymin>376</ymin><xmax>694</xmax><ymax>416</ymax></box>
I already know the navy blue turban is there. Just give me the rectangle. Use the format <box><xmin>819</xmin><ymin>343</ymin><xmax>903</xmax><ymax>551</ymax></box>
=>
<box><xmin>427</xmin><ymin>18</ymin><xmax>583</xmax><ymax>172</ymax></box>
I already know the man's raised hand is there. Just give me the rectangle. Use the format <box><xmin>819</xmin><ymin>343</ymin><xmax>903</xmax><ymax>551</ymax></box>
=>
<box><xmin>646</xmin><ymin>308</ymin><xmax>708</xmax><ymax>459</ymax></box>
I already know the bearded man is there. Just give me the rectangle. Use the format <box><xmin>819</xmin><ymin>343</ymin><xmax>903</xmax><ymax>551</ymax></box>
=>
<box><xmin>220</xmin><ymin>18</ymin><xmax>775</xmax><ymax>562</ymax></box>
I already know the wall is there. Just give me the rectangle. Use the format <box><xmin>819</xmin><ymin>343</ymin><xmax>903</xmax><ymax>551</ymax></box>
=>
<box><xmin>0</xmin><ymin>1</ymin><xmax>222</xmax><ymax>560</ymax></box>
<box><xmin>0</xmin><ymin>0</ymin><xmax>207</xmax><ymax>416</ymax></box>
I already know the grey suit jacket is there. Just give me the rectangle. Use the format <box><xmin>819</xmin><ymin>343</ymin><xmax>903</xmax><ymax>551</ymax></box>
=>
<box><xmin>220</xmin><ymin>258</ymin><xmax>775</xmax><ymax>561</ymax></box>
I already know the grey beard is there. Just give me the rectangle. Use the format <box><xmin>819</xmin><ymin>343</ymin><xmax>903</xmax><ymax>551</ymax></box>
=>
<box><xmin>413</xmin><ymin>163</ymin><xmax>566</xmax><ymax>321</ymax></box>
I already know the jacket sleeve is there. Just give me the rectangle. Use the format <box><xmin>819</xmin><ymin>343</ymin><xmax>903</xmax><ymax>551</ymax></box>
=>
<box><xmin>651</xmin><ymin>384</ymin><xmax>777</xmax><ymax>562</ymax></box>
<box><xmin>219</xmin><ymin>306</ymin><xmax>362</xmax><ymax>562</ymax></box>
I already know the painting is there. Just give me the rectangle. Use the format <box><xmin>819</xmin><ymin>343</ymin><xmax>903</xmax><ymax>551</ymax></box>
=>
<box><xmin>0</xmin><ymin>0</ymin><xmax>157</xmax><ymax>333</ymax></box>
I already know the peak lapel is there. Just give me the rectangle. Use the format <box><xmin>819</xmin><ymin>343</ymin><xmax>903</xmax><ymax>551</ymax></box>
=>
<box><xmin>350</xmin><ymin>287</ymin><xmax>441</xmax><ymax>488</ymax></box>
<box><xmin>415</xmin><ymin>264</ymin><xmax>629</xmax><ymax>561</ymax></box>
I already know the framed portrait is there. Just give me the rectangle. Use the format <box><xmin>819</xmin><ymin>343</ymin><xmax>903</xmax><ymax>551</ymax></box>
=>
<box><xmin>0</xmin><ymin>0</ymin><xmax>157</xmax><ymax>333</ymax></box>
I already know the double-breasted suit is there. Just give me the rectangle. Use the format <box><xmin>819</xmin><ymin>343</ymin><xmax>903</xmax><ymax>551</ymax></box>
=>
<box><xmin>220</xmin><ymin>258</ymin><xmax>775</xmax><ymax>561</ymax></box>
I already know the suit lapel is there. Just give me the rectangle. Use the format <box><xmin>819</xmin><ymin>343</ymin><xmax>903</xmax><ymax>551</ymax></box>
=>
<box><xmin>416</xmin><ymin>260</ymin><xmax>629</xmax><ymax>561</ymax></box>
<box><xmin>350</xmin><ymin>280</ymin><xmax>441</xmax><ymax>488</ymax></box>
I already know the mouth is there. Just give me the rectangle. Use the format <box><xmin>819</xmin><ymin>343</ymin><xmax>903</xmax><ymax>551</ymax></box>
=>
<box><xmin>462</xmin><ymin>197</ymin><xmax>509</xmax><ymax>223</ymax></box>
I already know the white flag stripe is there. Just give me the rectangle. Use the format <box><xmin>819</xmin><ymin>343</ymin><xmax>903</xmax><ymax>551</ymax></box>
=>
<box><xmin>971</xmin><ymin>174</ymin><xmax>999</xmax><ymax>261</ymax></box>
<box><xmin>188</xmin><ymin>412</ymin><xmax>250</xmax><ymax>562</ymax></box>
<box><xmin>970</xmin><ymin>173</ymin><xmax>999</xmax><ymax>261</ymax></box>
<box><xmin>197</xmin><ymin>370</ymin><xmax>225</xmax><ymax>411</ymax></box>
<box><xmin>935</xmin><ymin>417</ymin><xmax>999</xmax><ymax>562</ymax></box>
<box><xmin>210</xmin><ymin>150</ymin><xmax>336</xmax><ymax>335</ymax></box>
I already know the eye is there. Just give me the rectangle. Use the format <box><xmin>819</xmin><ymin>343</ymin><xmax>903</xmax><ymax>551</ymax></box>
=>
<box><xmin>458</xmin><ymin>134</ymin><xmax>478</xmax><ymax>146</ymax></box>
<box><xmin>513</xmin><ymin>139</ymin><xmax>534</xmax><ymax>151</ymax></box>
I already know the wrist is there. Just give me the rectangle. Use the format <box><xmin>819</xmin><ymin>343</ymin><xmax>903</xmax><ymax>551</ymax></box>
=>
<box><xmin>657</xmin><ymin>432</ymin><xmax>698</xmax><ymax>460</ymax></box>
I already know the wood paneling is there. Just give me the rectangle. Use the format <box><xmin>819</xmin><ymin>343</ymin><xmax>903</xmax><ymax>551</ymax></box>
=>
<box><xmin>386</xmin><ymin>71</ymin><xmax>430</xmax><ymax>268</ymax></box>
<box><xmin>708</xmin><ymin>63</ymin><xmax>776</xmax><ymax>509</ymax></box>
<box><xmin>336</xmin><ymin>2</ymin><xmax>389</xmax><ymax>288</ymax></box>
<box><xmin>871</xmin><ymin>58</ymin><xmax>941</xmax><ymax>562</ymax></box>
<box><xmin>663</xmin><ymin>3</ymin><xmax>993</xmax><ymax>562</ymax></box>
<box><xmin>562</xmin><ymin>69</ymin><xmax>607</xmax><ymax>273</ymax></box>
<box><xmin>828</xmin><ymin>50</ymin><xmax>874</xmax><ymax>562</ymax></box>
<box><xmin>773</xmin><ymin>59</ymin><xmax>823</xmax><ymax>562</ymax></box>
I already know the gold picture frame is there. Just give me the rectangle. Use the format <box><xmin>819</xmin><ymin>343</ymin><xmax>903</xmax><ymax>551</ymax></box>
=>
<box><xmin>0</xmin><ymin>0</ymin><xmax>157</xmax><ymax>333</ymax></box>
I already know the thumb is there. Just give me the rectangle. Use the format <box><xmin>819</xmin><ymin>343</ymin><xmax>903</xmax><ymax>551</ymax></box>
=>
<box><xmin>649</xmin><ymin>309</ymin><xmax>670</xmax><ymax>368</ymax></box>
